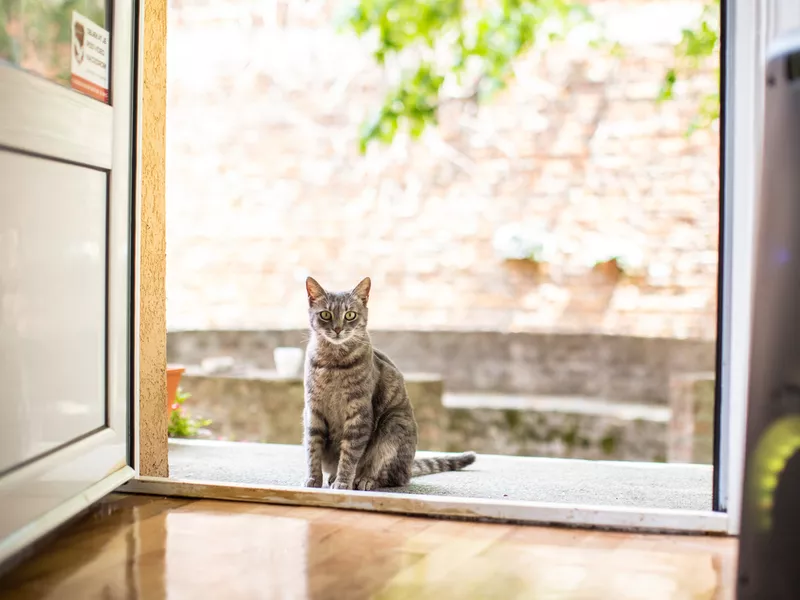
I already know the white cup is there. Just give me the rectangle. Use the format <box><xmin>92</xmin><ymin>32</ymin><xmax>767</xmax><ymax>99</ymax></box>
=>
<box><xmin>273</xmin><ymin>347</ymin><xmax>304</xmax><ymax>377</ymax></box>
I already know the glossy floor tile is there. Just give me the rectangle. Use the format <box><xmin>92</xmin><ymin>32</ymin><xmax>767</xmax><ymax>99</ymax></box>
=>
<box><xmin>0</xmin><ymin>494</ymin><xmax>737</xmax><ymax>599</ymax></box>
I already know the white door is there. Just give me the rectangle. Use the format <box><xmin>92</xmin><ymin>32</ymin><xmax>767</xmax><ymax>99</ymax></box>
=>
<box><xmin>0</xmin><ymin>0</ymin><xmax>135</xmax><ymax>563</ymax></box>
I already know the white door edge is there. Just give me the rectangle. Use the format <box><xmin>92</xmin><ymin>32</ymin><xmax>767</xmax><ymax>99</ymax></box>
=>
<box><xmin>0</xmin><ymin>466</ymin><xmax>134</xmax><ymax>566</ymax></box>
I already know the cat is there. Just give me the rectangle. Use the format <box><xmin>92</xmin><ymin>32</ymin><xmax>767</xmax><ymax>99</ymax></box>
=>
<box><xmin>302</xmin><ymin>276</ymin><xmax>476</xmax><ymax>491</ymax></box>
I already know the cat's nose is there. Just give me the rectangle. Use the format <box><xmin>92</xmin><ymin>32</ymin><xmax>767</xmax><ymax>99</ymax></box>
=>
<box><xmin>334</xmin><ymin>326</ymin><xmax>342</xmax><ymax>334</ymax></box>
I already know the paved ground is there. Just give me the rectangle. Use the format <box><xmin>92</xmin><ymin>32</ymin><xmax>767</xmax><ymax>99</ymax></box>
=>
<box><xmin>169</xmin><ymin>440</ymin><xmax>713</xmax><ymax>511</ymax></box>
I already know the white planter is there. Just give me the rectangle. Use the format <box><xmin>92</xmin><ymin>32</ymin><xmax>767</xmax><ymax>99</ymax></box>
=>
<box><xmin>273</xmin><ymin>347</ymin><xmax>304</xmax><ymax>378</ymax></box>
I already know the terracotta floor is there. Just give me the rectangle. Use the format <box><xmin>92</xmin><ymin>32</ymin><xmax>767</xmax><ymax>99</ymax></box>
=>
<box><xmin>0</xmin><ymin>494</ymin><xmax>737</xmax><ymax>599</ymax></box>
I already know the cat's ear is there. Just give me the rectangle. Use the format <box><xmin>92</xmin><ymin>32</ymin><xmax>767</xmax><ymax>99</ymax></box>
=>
<box><xmin>305</xmin><ymin>277</ymin><xmax>326</xmax><ymax>305</ymax></box>
<box><xmin>352</xmin><ymin>277</ymin><xmax>371</xmax><ymax>306</ymax></box>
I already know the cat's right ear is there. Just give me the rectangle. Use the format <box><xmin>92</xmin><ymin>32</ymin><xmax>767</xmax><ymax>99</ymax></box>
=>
<box><xmin>305</xmin><ymin>277</ymin><xmax>325</xmax><ymax>306</ymax></box>
<box><xmin>352</xmin><ymin>277</ymin><xmax>371</xmax><ymax>305</ymax></box>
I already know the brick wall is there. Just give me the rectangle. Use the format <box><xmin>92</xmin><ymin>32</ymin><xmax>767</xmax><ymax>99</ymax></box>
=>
<box><xmin>166</xmin><ymin>0</ymin><xmax>720</xmax><ymax>339</ymax></box>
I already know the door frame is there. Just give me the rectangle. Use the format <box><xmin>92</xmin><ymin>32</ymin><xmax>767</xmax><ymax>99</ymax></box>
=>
<box><xmin>127</xmin><ymin>0</ymin><xmax>766</xmax><ymax>536</ymax></box>
<box><xmin>714</xmin><ymin>0</ymin><xmax>763</xmax><ymax>534</ymax></box>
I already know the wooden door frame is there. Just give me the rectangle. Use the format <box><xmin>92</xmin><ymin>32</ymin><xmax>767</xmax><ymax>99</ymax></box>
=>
<box><xmin>135</xmin><ymin>0</ymin><xmax>169</xmax><ymax>480</ymax></box>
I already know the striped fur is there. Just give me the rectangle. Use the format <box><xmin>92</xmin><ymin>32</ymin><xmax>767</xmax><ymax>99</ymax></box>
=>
<box><xmin>302</xmin><ymin>276</ymin><xmax>477</xmax><ymax>491</ymax></box>
<box><xmin>412</xmin><ymin>452</ymin><xmax>477</xmax><ymax>477</ymax></box>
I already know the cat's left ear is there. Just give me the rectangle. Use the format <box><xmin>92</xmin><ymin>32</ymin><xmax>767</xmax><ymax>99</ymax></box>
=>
<box><xmin>352</xmin><ymin>277</ymin><xmax>371</xmax><ymax>306</ymax></box>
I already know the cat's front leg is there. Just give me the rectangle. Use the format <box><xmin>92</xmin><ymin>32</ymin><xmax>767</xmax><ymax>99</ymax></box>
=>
<box><xmin>302</xmin><ymin>405</ymin><xmax>327</xmax><ymax>488</ymax></box>
<box><xmin>330</xmin><ymin>401</ymin><xmax>373</xmax><ymax>490</ymax></box>
<box><xmin>322</xmin><ymin>453</ymin><xmax>339</xmax><ymax>487</ymax></box>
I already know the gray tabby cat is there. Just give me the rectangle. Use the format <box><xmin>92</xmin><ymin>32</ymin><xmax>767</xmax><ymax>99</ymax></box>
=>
<box><xmin>302</xmin><ymin>276</ymin><xmax>476</xmax><ymax>491</ymax></box>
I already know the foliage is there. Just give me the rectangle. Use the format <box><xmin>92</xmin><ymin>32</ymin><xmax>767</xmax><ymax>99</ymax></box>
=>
<box><xmin>657</xmin><ymin>0</ymin><xmax>720</xmax><ymax>135</ymax></box>
<box><xmin>168</xmin><ymin>389</ymin><xmax>212</xmax><ymax>438</ymax></box>
<box><xmin>340</xmin><ymin>0</ymin><xmax>593</xmax><ymax>152</ymax></box>
<box><xmin>492</xmin><ymin>222</ymin><xmax>546</xmax><ymax>263</ymax></box>
<box><xmin>341</xmin><ymin>0</ymin><xmax>721</xmax><ymax>150</ymax></box>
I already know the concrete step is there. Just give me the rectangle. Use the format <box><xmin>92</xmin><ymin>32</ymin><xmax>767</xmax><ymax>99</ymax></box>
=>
<box><xmin>177</xmin><ymin>370</ymin><xmax>670</xmax><ymax>462</ymax></box>
<box><xmin>443</xmin><ymin>393</ymin><xmax>670</xmax><ymax>421</ymax></box>
<box><xmin>441</xmin><ymin>393</ymin><xmax>669</xmax><ymax>463</ymax></box>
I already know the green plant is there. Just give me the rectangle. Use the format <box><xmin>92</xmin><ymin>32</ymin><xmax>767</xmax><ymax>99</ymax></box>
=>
<box><xmin>657</xmin><ymin>0</ymin><xmax>720</xmax><ymax>135</ymax></box>
<box><xmin>168</xmin><ymin>389</ymin><xmax>211</xmax><ymax>438</ymax></box>
<box><xmin>340</xmin><ymin>0</ymin><xmax>593</xmax><ymax>152</ymax></box>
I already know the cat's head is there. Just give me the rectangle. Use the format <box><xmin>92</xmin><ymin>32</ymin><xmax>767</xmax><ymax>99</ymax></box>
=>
<box><xmin>305</xmin><ymin>277</ymin><xmax>370</xmax><ymax>345</ymax></box>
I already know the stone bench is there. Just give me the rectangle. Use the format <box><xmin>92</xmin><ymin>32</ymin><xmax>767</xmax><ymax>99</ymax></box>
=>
<box><xmin>180</xmin><ymin>368</ymin><xmax>447</xmax><ymax>449</ymax></box>
<box><xmin>667</xmin><ymin>372</ymin><xmax>715</xmax><ymax>464</ymax></box>
<box><xmin>442</xmin><ymin>393</ymin><xmax>670</xmax><ymax>462</ymax></box>
<box><xmin>178</xmin><ymin>368</ymin><xmax>685</xmax><ymax>462</ymax></box>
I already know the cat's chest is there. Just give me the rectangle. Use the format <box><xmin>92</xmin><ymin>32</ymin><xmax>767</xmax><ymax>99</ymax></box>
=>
<box><xmin>307</xmin><ymin>380</ymin><xmax>351</xmax><ymax>431</ymax></box>
<box><xmin>322</xmin><ymin>407</ymin><xmax>347</xmax><ymax>439</ymax></box>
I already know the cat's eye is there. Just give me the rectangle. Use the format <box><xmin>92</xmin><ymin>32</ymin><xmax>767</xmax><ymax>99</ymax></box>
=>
<box><xmin>344</xmin><ymin>311</ymin><xmax>357</xmax><ymax>321</ymax></box>
<box><xmin>319</xmin><ymin>311</ymin><xmax>332</xmax><ymax>321</ymax></box>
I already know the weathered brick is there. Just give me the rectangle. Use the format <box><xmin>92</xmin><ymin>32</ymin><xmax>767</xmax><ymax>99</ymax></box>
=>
<box><xmin>166</xmin><ymin>0</ymin><xmax>719</xmax><ymax>339</ymax></box>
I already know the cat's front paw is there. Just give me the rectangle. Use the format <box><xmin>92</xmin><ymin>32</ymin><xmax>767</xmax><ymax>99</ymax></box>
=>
<box><xmin>330</xmin><ymin>480</ymin><xmax>352</xmax><ymax>491</ymax></box>
<box><xmin>303</xmin><ymin>476</ymin><xmax>323</xmax><ymax>488</ymax></box>
<box><xmin>354</xmin><ymin>477</ymin><xmax>378</xmax><ymax>491</ymax></box>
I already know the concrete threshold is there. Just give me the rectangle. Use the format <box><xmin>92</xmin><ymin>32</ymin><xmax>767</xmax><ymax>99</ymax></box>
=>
<box><xmin>168</xmin><ymin>439</ymin><xmax>712</xmax><ymax>511</ymax></box>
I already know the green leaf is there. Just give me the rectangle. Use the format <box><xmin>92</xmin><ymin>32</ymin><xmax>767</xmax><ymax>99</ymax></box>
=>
<box><xmin>341</xmin><ymin>0</ymin><xmax>594</xmax><ymax>151</ymax></box>
<box><xmin>659</xmin><ymin>0</ymin><xmax>720</xmax><ymax>134</ymax></box>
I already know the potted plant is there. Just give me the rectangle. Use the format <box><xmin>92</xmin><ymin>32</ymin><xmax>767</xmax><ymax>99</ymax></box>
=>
<box><xmin>587</xmin><ymin>238</ymin><xmax>646</xmax><ymax>283</ymax></box>
<box><xmin>167</xmin><ymin>365</ymin><xmax>185</xmax><ymax>413</ymax></box>
<box><xmin>168</xmin><ymin>388</ymin><xmax>212</xmax><ymax>438</ymax></box>
<box><xmin>492</xmin><ymin>223</ymin><xmax>551</xmax><ymax>276</ymax></box>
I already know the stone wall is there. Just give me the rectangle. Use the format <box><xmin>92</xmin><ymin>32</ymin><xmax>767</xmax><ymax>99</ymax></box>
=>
<box><xmin>181</xmin><ymin>370</ymin><xmax>448</xmax><ymax>449</ymax></box>
<box><xmin>668</xmin><ymin>372</ymin><xmax>715</xmax><ymax>463</ymax></box>
<box><xmin>178</xmin><ymin>371</ymin><xmax>670</xmax><ymax>462</ymax></box>
<box><xmin>166</xmin><ymin>0</ymin><xmax>720</xmax><ymax>339</ymax></box>
<box><xmin>167</xmin><ymin>329</ymin><xmax>716</xmax><ymax>404</ymax></box>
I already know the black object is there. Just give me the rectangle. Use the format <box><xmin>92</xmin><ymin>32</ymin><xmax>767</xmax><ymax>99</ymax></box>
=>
<box><xmin>737</xmin><ymin>37</ymin><xmax>800</xmax><ymax>599</ymax></box>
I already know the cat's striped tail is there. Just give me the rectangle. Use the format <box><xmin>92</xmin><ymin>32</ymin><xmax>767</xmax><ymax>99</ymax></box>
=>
<box><xmin>411</xmin><ymin>452</ymin><xmax>476</xmax><ymax>477</ymax></box>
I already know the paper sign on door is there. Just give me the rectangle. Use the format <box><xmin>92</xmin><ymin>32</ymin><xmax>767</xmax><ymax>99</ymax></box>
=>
<box><xmin>70</xmin><ymin>12</ymin><xmax>110</xmax><ymax>103</ymax></box>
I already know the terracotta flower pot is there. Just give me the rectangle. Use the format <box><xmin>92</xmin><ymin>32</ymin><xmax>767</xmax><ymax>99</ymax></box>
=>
<box><xmin>592</xmin><ymin>258</ymin><xmax>623</xmax><ymax>282</ymax></box>
<box><xmin>166</xmin><ymin>365</ymin><xmax>185</xmax><ymax>413</ymax></box>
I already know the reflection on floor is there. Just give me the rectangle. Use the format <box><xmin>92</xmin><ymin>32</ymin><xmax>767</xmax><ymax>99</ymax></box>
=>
<box><xmin>169</xmin><ymin>439</ymin><xmax>713</xmax><ymax>511</ymax></box>
<box><xmin>0</xmin><ymin>494</ymin><xmax>736</xmax><ymax>599</ymax></box>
